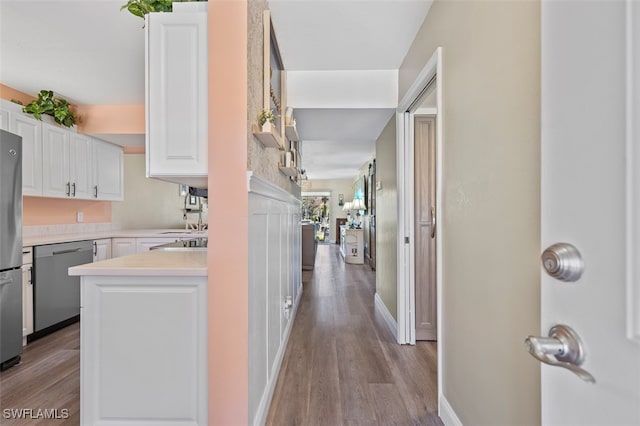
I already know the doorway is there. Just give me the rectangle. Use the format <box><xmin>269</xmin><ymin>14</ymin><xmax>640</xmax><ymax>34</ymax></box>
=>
<box><xmin>302</xmin><ymin>192</ymin><xmax>331</xmax><ymax>243</ymax></box>
<box><xmin>395</xmin><ymin>46</ymin><xmax>443</xmax><ymax>407</ymax></box>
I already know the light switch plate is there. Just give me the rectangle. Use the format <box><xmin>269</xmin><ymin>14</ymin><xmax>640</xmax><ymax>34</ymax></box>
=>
<box><xmin>77</xmin><ymin>212</ymin><xmax>84</xmax><ymax>223</ymax></box>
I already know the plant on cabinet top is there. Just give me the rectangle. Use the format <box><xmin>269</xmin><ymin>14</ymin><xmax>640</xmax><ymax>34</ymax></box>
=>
<box><xmin>121</xmin><ymin>0</ymin><xmax>207</xmax><ymax>18</ymax></box>
<box><xmin>22</xmin><ymin>90</ymin><xmax>79</xmax><ymax>128</ymax></box>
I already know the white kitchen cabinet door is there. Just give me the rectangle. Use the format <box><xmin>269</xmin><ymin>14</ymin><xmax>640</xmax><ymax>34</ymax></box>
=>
<box><xmin>0</xmin><ymin>108</ymin><xmax>8</xmax><ymax>131</ymax></box>
<box><xmin>146</xmin><ymin>9</ymin><xmax>208</xmax><ymax>187</ymax></box>
<box><xmin>42</xmin><ymin>123</ymin><xmax>70</xmax><ymax>198</ymax></box>
<box><xmin>92</xmin><ymin>139</ymin><xmax>123</xmax><ymax>201</ymax></box>
<box><xmin>111</xmin><ymin>238</ymin><xmax>136</xmax><ymax>258</ymax></box>
<box><xmin>80</xmin><ymin>275</ymin><xmax>208</xmax><ymax>425</ymax></box>
<box><xmin>135</xmin><ymin>237</ymin><xmax>179</xmax><ymax>253</ymax></box>
<box><xmin>9</xmin><ymin>112</ymin><xmax>43</xmax><ymax>196</ymax></box>
<box><xmin>69</xmin><ymin>133</ymin><xmax>93</xmax><ymax>199</ymax></box>
<box><xmin>93</xmin><ymin>239</ymin><xmax>112</xmax><ymax>262</ymax></box>
<box><xmin>22</xmin><ymin>247</ymin><xmax>33</xmax><ymax>340</ymax></box>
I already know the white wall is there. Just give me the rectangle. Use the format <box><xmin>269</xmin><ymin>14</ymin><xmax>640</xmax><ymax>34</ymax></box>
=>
<box><xmin>111</xmin><ymin>154</ymin><xmax>189</xmax><ymax>229</ymax></box>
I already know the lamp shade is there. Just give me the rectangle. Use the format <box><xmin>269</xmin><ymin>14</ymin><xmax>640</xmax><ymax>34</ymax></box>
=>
<box><xmin>343</xmin><ymin>201</ymin><xmax>353</xmax><ymax>211</ymax></box>
<box><xmin>352</xmin><ymin>198</ymin><xmax>365</xmax><ymax>211</ymax></box>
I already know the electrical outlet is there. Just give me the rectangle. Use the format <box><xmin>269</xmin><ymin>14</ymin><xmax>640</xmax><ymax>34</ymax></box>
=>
<box><xmin>77</xmin><ymin>212</ymin><xmax>84</xmax><ymax>223</ymax></box>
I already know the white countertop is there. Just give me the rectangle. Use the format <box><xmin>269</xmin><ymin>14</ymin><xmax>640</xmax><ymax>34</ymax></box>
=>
<box><xmin>23</xmin><ymin>229</ymin><xmax>207</xmax><ymax>247</ymax></box>
<box><xmin>69</xmin><ymin>249</ymin><xmax>207</xmax><ymax>277</ymax></box>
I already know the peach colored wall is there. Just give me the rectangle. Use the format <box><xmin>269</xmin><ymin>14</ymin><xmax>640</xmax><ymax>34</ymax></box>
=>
<box><xmin>208</xmin><ymin>1</ymin><xmax>248</xmax><ymax>424</ymax></box>
<box><xmin>23</xmin><ymin>197</ymin><xmax>111</xmax><ymax>225</ymax></box>
<box><xmin>75</xmin><ymin>104</ymin><xmax>144</xmax><ymax>134</ymax></box>
<box><xmin>0</xmin><ymin>83</ymin><xmax>35</xmax><ymax>105</ymax></box>
<box><xmin>123</xmin><ymin>146</ymin><xmax>145</xmax><ymax>154</ymax></box>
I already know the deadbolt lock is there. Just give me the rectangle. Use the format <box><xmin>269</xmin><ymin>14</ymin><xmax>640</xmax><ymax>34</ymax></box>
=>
<box><xmin>541</xmin><ymin>243</ymin><xmax>584</xmax><ymax>282</ymax></box>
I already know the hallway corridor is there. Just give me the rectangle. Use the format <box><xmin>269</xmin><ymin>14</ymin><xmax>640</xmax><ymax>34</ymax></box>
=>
<box><xmin>266</xmin><ymin>244</ymin><xmax>442</xmax><ymax>425</ymax></box>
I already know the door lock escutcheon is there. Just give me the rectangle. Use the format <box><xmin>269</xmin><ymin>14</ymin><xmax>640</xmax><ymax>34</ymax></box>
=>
<box><xmin>541</xmin><ymin>243</ymin><xmax>584</xmax><ymax>282</ymax></box>
<box><xmin>525</xmin><ymin>324</ymin><xmax>595</xmax><ymax>383</ymax></box>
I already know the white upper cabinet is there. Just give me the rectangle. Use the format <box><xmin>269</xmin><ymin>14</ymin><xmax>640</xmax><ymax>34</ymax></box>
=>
<box><xmin>145</xmin><ymin>6</ymin><xmax>208</xmax><ymax>188</ymax></box>
<box><xmin>2</xmin><ymin>100</ymin><xmax>43</xmax><ymax>196</ymax></box>
<box><xmin>42</xmin><ymin>124</ymin><xmax>95</xmax><ymax>200</ymax></box>
<box><xmin>70</xmin><ymin>133</ymin><xmax>93</xmax><ymax>199</ymax></box>
<box><xmin>42</xmin><ymin>122</ymin><xmax>71</xmax><ymax>198</ymax></box>
<box><xmin>0</xmin><ymin>108</ymin><xmax>8</xmax><ymax>131</ymax></box>
<box><xmin>92</xmin><ymin>139</ymin><xmax>123</xmax><ymax>201</ymax></box>
<box><xmin>1</xmin><ymin>99</ymin><xmax>123</xmax><ymax>201</ymax></box>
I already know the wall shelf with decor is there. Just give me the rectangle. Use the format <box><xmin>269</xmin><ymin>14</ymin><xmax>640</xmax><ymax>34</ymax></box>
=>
<box><xmin>279</xmin><ymin>165</ymin><xmax>297</xmax><ymax>177</ymax></box>
<box><xmin>252</xmin><ymin>124</ymin><xmax>284</xmax><ymax>149</ymax></box>
<box><xmin>285</xmin><ymin>124</ymin><xmax>299</xmax><ymax>142</ymax></box>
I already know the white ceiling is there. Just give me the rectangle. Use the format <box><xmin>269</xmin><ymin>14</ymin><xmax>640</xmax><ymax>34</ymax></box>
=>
<box><xmin>0</xmin><ymin>0</ymin><xmax>433</xmax><ymax>180</ymax></box>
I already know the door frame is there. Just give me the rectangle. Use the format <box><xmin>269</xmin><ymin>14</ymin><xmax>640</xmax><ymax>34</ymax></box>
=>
<box><xmin>626</xmin><ymin>0</ymin><xmax>640</xmax><ymax>343</ymax></box>
<box><xmin>395</xmin><ymin>46</ymin><xmax>443</xmax><ymax>388</ymax></box>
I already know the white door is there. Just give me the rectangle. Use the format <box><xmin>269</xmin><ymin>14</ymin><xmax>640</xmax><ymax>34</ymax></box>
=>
<box><xmin>538</xmin><ymin>1</ymin><xmax>640</xmax><ymax>424</ymax></box>
<box><xmin>42</xmin><ymin>122</ymin><xmax>70</xmax><ymax>198</ymax></box>
<box><xmin>92</xmin><ymin>139</ymin><xmax>123</xmax><ymax>201</ymax></box>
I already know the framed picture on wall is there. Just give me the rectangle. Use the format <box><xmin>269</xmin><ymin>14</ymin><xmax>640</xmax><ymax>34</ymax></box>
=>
<box><xmin>354</xmin><ymin>175</ymin><xmax>368</xmax><ymax>213</ymax></box>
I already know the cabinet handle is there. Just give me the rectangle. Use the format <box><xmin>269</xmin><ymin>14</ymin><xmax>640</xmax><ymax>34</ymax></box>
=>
<box><xmin>72</xmin><ymin>182</ymin><xmax>76</xmax><ymax>197</ymax></box>
<box><xmin>93</xmin><ymin>241</ymin><xmax>97</xmax><ymax>257</ymax></box>
<box><xmin>94</xmin><ymin>185</ymin><xmax>98</xmax><ymax>198</ymax></box>
<box><xmin>66</xmin><ymin>182</ymin><xmax>70</xmax><ymax>196</ymax></box>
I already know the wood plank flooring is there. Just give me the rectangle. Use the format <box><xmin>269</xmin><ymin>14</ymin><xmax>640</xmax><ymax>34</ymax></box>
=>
<box><xmin>267</xmin><ymin>244</ymin><xmax>442</xmax><ymax>426</ymax></box>
<box><xmin>0</xmin><ymin>244</ymin><xmax>440</xmax><ymax>426</ymax></box>
<box><xmin>0</xmin><ymin>322</ymin><xmax>80</xmax><ymax>425</ymax></box>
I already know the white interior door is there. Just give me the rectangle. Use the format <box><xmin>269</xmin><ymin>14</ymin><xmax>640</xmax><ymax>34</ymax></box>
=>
<box><xmin>539</xmin><ymin>1</ymin><xmax>640</xmax><ymax>424</ymax></box>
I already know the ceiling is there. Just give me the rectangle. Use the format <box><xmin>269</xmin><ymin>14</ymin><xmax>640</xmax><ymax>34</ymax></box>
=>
<box><xmin>0</xmin><ymin>0</ymin><xmax>433</xmax><ymax>180</ymax></box>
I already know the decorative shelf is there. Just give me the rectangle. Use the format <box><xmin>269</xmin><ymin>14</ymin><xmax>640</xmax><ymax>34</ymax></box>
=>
<box><xmin>285</xmin><ymin>124</ymin><xmax>299</xmax><ymax>142</ymax></box>
<box><xmin>253</xmin><ymin>124</ymin><xmax>284</xmax><ymax>149</ymax></box>
<box><xmin>279</xmin><ymin>165</ymin><xmax>297</xmax><ymax>177</ymax></box>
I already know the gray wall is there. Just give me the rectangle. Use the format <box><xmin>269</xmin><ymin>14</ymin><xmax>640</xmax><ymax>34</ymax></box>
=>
<box><xmin>399</xmin><ymin>1</ymin><xmax>541</xmax><ymax>424</ymax></box>
<box><xmin>375</xmin><ymin>117</ymin><xmax>397</xmax><ymax>319</ymax></box>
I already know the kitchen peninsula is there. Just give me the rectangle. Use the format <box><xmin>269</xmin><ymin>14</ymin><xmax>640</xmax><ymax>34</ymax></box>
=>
<box><xmin>69</xmin><ymin>249</ymin><xmax>208</xmax><ymax>425</ymax></box>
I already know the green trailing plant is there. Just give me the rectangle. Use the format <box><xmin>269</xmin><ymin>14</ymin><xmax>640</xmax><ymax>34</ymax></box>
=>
<box><xmin>22</xmin><ymin>90</ymin><xmax>79</xmax><ymax>128</ymax></box>
<box><xmin>121</xmin><ymin>0</ymin><xmax>206</xmax><ymax>18</ymax></box>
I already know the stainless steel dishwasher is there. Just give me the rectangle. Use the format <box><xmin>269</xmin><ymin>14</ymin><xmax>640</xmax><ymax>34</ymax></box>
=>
<box><xmin>33</xmin><ymin>240</ymin><xmax>93</xmax><ymax>332</ymax></box>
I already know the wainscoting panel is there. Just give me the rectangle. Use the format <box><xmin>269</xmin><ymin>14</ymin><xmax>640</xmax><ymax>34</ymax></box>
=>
<box><xmin>248</xmin><ymin>172</ymin><xmax>302</xmax><ymax>426</ymax></box>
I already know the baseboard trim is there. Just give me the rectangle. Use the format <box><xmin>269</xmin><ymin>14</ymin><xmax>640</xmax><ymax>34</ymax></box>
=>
<box><xmin>374</xmin><ymin>292</ymin><xmax>397</xmax><ymax>340</ymax></box>
<box><xmin>253</xmin><ymin>286</ymin><xmax>303</xmax><ymax>426</ymax></box>
<box><xmin>439</xmin><ymin>393</ymin><xmax>463</xmax><ymax>426</ymax></box>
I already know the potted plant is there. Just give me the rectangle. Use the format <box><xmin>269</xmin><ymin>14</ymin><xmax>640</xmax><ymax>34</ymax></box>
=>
<box><xmin>121</xmin><ymin>0</ymin><xmax>207</xmax><ymax>18</ymax></box>
<box><xmin>258</xmin><ymin>108</ymin><xmax>278</xmax><ymax>132</ymax></box>
<box><xmin>22</xmin><ymin>90</ymin><xmax>79</xmax><ymax>128</ymax></box>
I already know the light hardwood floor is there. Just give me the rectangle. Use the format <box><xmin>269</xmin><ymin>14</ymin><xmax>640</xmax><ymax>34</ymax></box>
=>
<box><xmin>0</xmin><ymin>244</ymin><xmax>440</xmax><ymax>426</ymax></box>
<box><xmin>266</xmin><ymin>244</ymin><xmax>442</xmax><ymax>426</ymax></box>
<box><xmin>0</xmin><ymin>322</ymin><xmax>80</xmax><ymax>425</ymax></box>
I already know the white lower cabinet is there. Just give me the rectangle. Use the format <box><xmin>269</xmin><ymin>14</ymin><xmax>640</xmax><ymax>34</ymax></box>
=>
<box><xmin>21</xmin><ymin>247</ymin><xmax>33</xmax><ymax>342</ymax></box>
<box><xmin>135</xmin><ymin>237</ymin><xmax>179</xmax><ymax>252</ymax></box>
<box><xmin>111</xmin><ymin>237</ymin><xmax>185</xmax><ymax>258</ymax></box>
<box><xmin>111</xmin><ymin>238</ymin><xmax>137</xmax><ymax>258</ymax></box>
<box><xmin>93</xmin><ymin>239</ymin><xmax>112</xmax><ymax>262</ymax></box>
<box><xmin>81</xmin><ymin>275</ymin><xmax>207</xmax><ymax>425</ymax></box>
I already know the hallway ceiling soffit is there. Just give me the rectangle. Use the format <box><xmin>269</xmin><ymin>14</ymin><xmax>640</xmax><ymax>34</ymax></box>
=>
<box><xmin>269</xmin><ymin>0</ymin><xmax>433</xmax><ymax>180</ymax></box>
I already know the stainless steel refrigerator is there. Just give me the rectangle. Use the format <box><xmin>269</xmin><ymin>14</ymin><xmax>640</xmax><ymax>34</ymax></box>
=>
<box><xmin>0</xmin><ymin>128</ymin><xmax>23</xmax><ymax>370</ymax></box>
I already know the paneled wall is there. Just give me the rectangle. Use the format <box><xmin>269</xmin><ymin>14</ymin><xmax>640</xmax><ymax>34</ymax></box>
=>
<box><xmin>248</xmin><ymin>173</ymin><xmax>302</xmax><ymax>426</ymax></box>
